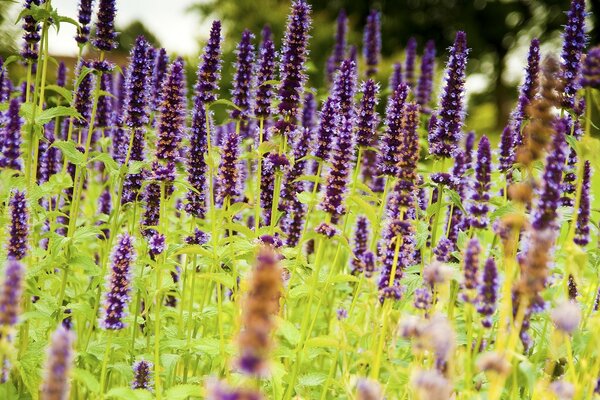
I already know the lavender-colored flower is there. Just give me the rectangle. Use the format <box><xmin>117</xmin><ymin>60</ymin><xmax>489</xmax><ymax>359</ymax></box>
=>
<box><xmin>559</xmin><ymin>0</ymin><xmax>587</xmax><ymax>109</ymax></box>
<box><xmin>378</xmin><ymin>218</ymin><xmax>414</xmax><ymax>303</ymax></box>
<box><xmin>462</xmin><ymin>238</ymin><xmax>480</xmax><ymax>302</ymax></box>
<box><xmin>216</xmin><ymin>130</ymin><xmax>242</xmax><ymax>206</ymax></box>
<box><xmin>416</xmin><ymin>40</ymin><xmax>436</xmax><ymax>109</ymax></box>
<box><xmin>151</xmin><ymin>48</ymin><xmax>169</xmax><ymax>110</ymax></box>
<box><xmin>283</xmin><ymin>201</ymin><xmax>307</xmax><ymax>247</ymax></box>
<box><xmin>512</xmin><ymin>39</ymin><xmax>540</xmax><ymax>142</ymax></box>
<box><xmin>230</xmin><ymin>30</ymin><xmax>255</xmax><ymax>124</ymax></box>
<box><xmin>7</xmin><ymin>190</ymin><xmax>29</xmax><ymax>261</ymax></box>
<box><xmin>428</xmin><ymin>31</ymin><xmax>469</xmax><ymax>158</ymax></box>
<box><xmin>351</xmin><ymin>216</ymin><xmax>370</xmax><ymax>275</ymax></box>
<box><xmin>196</xmin><ymin>21</ymin><xmax>223</xmax><ymax>104</ymax></box>
<box><xmin>320</xmin><ymin>115</ymin><xmax>355</xmax><ymax>220</ymax></box>
<box><xmin>276</xmin><ymin>0</ymin><xmax>312</xmax><ymax>135</ymax></box>
<box><xmin>254</xmin><ymin>26</ymin><xmax>276</xmax><ymax>119</ymax></box>
<box><xmin>356</xmin><ymin>378</ymin><xmax>383</xmax><ymax>400</ymax></box>
<box><xmin>301</xmin><ymin>92</ymin><xmax>317</xmax><ymax>131</ymax></box>
<box><xmin>38</xmin><ymin>127</ymin><xmax>60</xmax><ymax>184</ymax></box>
<box><xmin>101</xmin><ymin>234</ymin><xmax>135</xmax><ymax>330</ymax></box>
<box><xmin>363</xmin><ymin>10</ymin><xmax>381</xmax><ymax>77</ymax></box>
<box><xmin>433</xmin><ymin>238</ymin><xmax>453</xmax><ymax>262</ymax></box>
<box><xmin>313</xmin><ymin>95</ymin><xmax>338</xmax><ymax>162</ymax></box>
<box><xmin>131</xmin><ymin>360</ymin><xmax>153</xmax><ymax>391</ymax></box>
<box><xmin>20</xmin><ymin>0</ymin><xmax>42</xmax><ymax>60</ymax></box>
<box><xmin>73</xmin><ymin>60</ymin><xmax>95</xmax><ymax>127</ymax></box>
<box><xmin>326</xmin><ymin>10</ymin><xmax>348</xmax><ymax>83</ymax></box>
<box><xmin>477</xmin><ymin>258</ymin><xmax>498</xmax><ymax>328</ymax></box>
<box><xmin>551</xmin><ymin>301</ymin><xmax>581</xmax><ymax>334</ymax></box>
<box><xmin>148</xmin><ymin>232</ymin><xmax>165</xmax><ymax>258</ymax></box>
<box><xmin>356</xmin><ymin>79</ymin><xmax>380</xmax><ymax>148</ymax></box>
<box><xmin>75</xmin><ymin>0</ymin><xmax>94</xmax><ymax>44</ymax></box>
<box><xmin>468</xmin><ymin>135</ymin><xmax>492</xmax><ymax>229</ymax></box>
<box><xmin>464</xmin><ymin>130</ymin><xmax>475</xmax><ymax>170</ymax></box>
<box><xmin>40</xmin><ymin>326</ymin><xmax>74</xmax><ymax>400</ymax></box>
<box><xmin>498</xmin><ymin>125</ymin><xmax>515</xmax><ymax>173</ymax></box>
<box><xmin>95</xmin><ymin>73</ymin><xmax>113</xmax><ymax>129</ymax></box>
<box><xmin>92</xmin><ymin>0</ymin><xmax>117</xmax><ymax>51</ymax></box>
<box><xmin>185</xmin><ymin>228</ymin><xmax>210</xmax><ymax>245</ymax></box>
<box><xmin>56</xmin><ymin>62</ymin><xmax>67</xmax><ymax>87</ymax></box>
<box><xmin>280</xmin><ymin>128</ymin><xmax>313</xmax><ymax>219</ymax></box>
<box><xmin>0</xmin><ymin>261</ymin><xmax>24</xmax><ymax>329</ymax></box>
<box><xmin>141</xmin><ymin>181</ymin><xmax>161</xmax><ymax>237</ymax></box>
<box><xmin>336</xmin><ymin>307</ymin><xmax>348</xmax><ymax>320</ymax></box>
<box><xmin>333</xmin><ymin>59</ymin><xmax>357</xmax><ymax>119</ymax></box>
<box><xmin>206</xmin><ymin>379</ymin><xmax>264</xmax><ymax>400</ymax></box>
<box><xmin>404</xmin><ymin>37</ymin><xmax>417</xmax><ymax>88</ymax></box>
<box><xmin>0</xmin><ymin>99</ymin><xmax>23</xmax><ymax>170</ymax></box>
<box><xmin>582</xmin><ymin>46</ymin><xmax>600</xmax><ymax>89</ymax></box>
<box><xmin>531</xmin><ymin>121</ymin><xmax>568</xmax><ymax>231</ymax></box>
<box><xmin>185</xmin><ymin>100</ymin><xmax>208</xmax><ymax>218</ymax></box>
<box><xmin>378</xmin><ymin>83</ymin><xmax>409</xmax><ymax>176</ymax></box>
<box><xmin>389</xmin><ymin>63</ymin><xmax>403</xmax><ymax>92</ymax></box>
<box><xmin>414</xmin><ymin>286</ymin><xmax>432</xmax><ymax>312</ymax></box>
<box><xmin>574</xmin><ymin>160</ymin><xmax>591</xmax><ymax>246</ymax></box>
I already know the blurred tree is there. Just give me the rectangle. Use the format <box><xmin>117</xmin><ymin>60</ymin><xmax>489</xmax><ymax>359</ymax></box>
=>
<box><xmin>190</xmin><ymin>0</ymin><xmax>598</xmax><ymax>128</ymax></box>
<box><xmin>0</xmin><ymin>0</ymin><xmax>18</xmax><ymax>58</ymax></box>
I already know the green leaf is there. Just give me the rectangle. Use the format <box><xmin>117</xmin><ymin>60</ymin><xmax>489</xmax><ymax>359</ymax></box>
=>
<box><xmin>298</xmin><ymin>373</ymin><xmax>328</xmax><ymax>387</ymax></box>
<box><xmin>90</xmin><ymin>152</ymin><xmax>119</xmax><ymax>173</ymax></box>
<box><xmin>52</xmin><ymin>140</ymin><xmax>85</xmax><ymax>165</ymax></box>
<box><xmin>73</xmin><ymin>368</ymin><xmax>100</xmax><ymax>393</ymax></box>
<box><xmin>74</xmin><ymin>65</ymin><xmax>95</xmax><ymax>91</ymax></box>
<box><xmin>164</xmin><ymin>384</ymin><xmax>201</xmax><ymax>399</ymax></box>
<box><xmin>209</xmin><ymin>98</ymin><xmax>241</xmax><ymax>111</ymax></box>
<box><xmin>36</xmin><ymin>106</ymin><xmax>82</xmax><ymax>125</ymax></box>
<box><xmin>196</xmin><ymin>272</ymin><xmax>234</xmax><ymax>288</ymax></box>
<box><xmin>44</xmin><ymin>84</ymin><xmax>73</xmax><ymax>103</ymax></box>
<box><xmin>306</xmin><ymin>336</ymin><xmax>341</xmax><ymax>349</ymax></box>
<box><xmin>489</xmin><ymin>202</ymin><xmax>516</xmax><ymax>222</ymax></box>
<box><xmin>446</xmin><ymin>188</ymin><xmax>466</xmax><ymax>213</ymax></box>
<box><xmin>277</xmin><ymin>316</ymin><xmax>300</xmax><ymax>346</ymax></box>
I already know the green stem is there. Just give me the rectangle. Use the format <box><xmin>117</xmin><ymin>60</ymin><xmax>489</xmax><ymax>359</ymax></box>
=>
<box><xmin>99</xmin><ymin>332</ymin><xmax>113</xmax><ymax>398</ymax></box>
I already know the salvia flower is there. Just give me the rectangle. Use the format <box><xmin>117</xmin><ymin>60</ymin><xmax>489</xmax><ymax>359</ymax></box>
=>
<box><xmin>0</xmin><ymin>99</ymin><xmax>23</xmax><ymax>170</ymax></box>
<box><xmin>498</xmin><ymin>125</ymin><xmax>515</xmax><ymax>173</ymax></box>
<box><xmin>301</xmin><ymin>92</ymin><xmax>317</xmax><ymax>131</ymax></box>
<box><xmin>185</xmin><ymin>228</ymin><xmax>210</xmax><ymax>245</ymax></box>
<box><xmin>195</xmin><ymin>20</ymin><xmax>223</xmax><ymax>104</ymax></box>
<box><xmin>363</xmin><ymin>10</ymin><xmax>381</xmax><ymax>77</ymax></box>
<box><xmin>152</xmin><ymin>48</ymin><xmax>169</xmax><ymax>111</ymax></box>
<box><xmin>276</xmin><ymin>0</ymin><xmax>312</xmax><ymax>135</ymax></box>
<box><xmin>468</xmin><ymin>135</ymin><xmax>492</xmax><ymax>229</ymax></box>
<box><xmin>186</xmin><ymin>99</ymin><xmax>208</xmax><ymax>218</ymax></box>
<box><xmin>333</xmin><ymin>58</ymin><xmax>357</xmax><ymax>119</ymax></box>
<box><xmin>351</xmin><ymin>216</ymin><xmax>370</xmax><ymax>275</ymax></box>
<box><xmin>414</xmin><ymin>286</ymin><xmax>432</xmax><ymax>312</ymax></box>
<box><xmin>92</xmin><ymin>0</ymin><xmax>117</xmax><ymax>51</ymax></box>
<box><xmin>7</xmin><ymin>190</ymin><xmax>29</xmax><ymax>261</ymax></box>
<box><xmin>477</xmin><ymin>257</ymin><xmax>498</xmax><ymax>328</ymax></box>
<box><xmin>378</xmin><ymin>218</ymin><xmax>414</xmax><ymax>303</ymax></box>
<box><xmin>279</xmin><ymin>127</ymin><xmax>313</xmax><ymax>217</ymax></box>
<box><xmin>404</xmin><ymin>37</ymin><xmax>417</xmax><ymax>88</ymax></box>
<box><xmin>461</xmin><ymin>238</ymin><xmax>481</xmax><ymax>302</ymax></box>
<box><xmin>0</xmin><ymin>260</ymin><xmax>24</xmax><ymax>330</ymax></box>
<box><xmin>326</xmin><ymin>10</ymin><xmax>348</xmax><ymax>83</ymax></box>
<box><xmin>356</xmin><ymin>79</ymin><xmax>380</xmax><ymax>148</ymax></box>
<box><xmin>95</xmin><ymin>73</ymin><xmax>113</xmax><ymax>130</ymax></box>
<box><xmin>378</xmin><ymin>83</ymin><xmax>409</xmax><ymax>176</ymax></box>
<box><xmin>512</xmin><ymin>39</ymin><xmax>540</xmax><ymax>142</ymax></box>
<box><xmin>216</xmin><ymin>130</ymin><xmax>242</xmax><ymax>206</ymax></box>
<box><xmin>416</xmin><ymin>40</ymin><xmax>436</xmax><ymax>110</ymax></box>
<box><xmin>148</xmin><ymin>232</ymin><xmax>165</xmax><ymax>258</ymax></box>
<box><xmin>254</xmin><ymin>26</ymin><xmax>276</xmax><ymax>119</ymax></box>
<box><xmin>551</xmin><ymin>301</ymin><xmax>581</xmax><ymax>334</ymax></box>
<box><xmin>206</xmin><ymin>379</ymin><xmax>264</xmax><ymax>400</ymax></box>
<box><xmin>559</xmin><ymin>0</ymin><xmax>587</xmax><ymax>110</ymax></box>
<box><xmin>141</xmin><ymin>180</ymin><xmax>161</xmax><ymax>237</ymax></box>
<box><xmin>582</xmin><ymin>46</ymin><xmax>600</xmax><ymax>89</ymax></box>
<box><xmin>20</xmin><ymin>0</ymin><xmax>42</xmax><ymax>61</ymax></box>
<box><xmin>389</xmin><ymin>63</ymin><xmax>403</xmax><ymax>92</ymax></box>
<box><xmin>315</xmin><ymin>222</ymin><xmax>339</xmax><ymax>238</ymax></box>
<box><xmin>237</xmin><ymin>244</ymin><xmax>283</xmax><ymax>375</ymax></box>
<box><xmin>260</xmin><ymin>152</ymin><xmax>289</xmax><ymax>226</ymax></box>
<box><xmin>100</xmin><ymin>234</ymin><xmax>135</xmax><ymax>330</ymax></box>
<box><xmin>313</xmin><ymin>95</ymin><xmax>338</xmax><ymax>162</ymax></box>
<box><xmin>75</xmin><ymin>0</ymin><xmax>94</xmax><ymax>45</ymax></box>
<box><xmin>40</xmin><ymin>326</ymin><xmax>74</xmax><ymax>400</ymax></box>
<box><xmin>131</xmin><ymin>360</ymin><xmax>153</xmax><ymax>391</ymax></box>
<box><xmin>429</xmin><ymin>31</ymin><xmax>469</xmax><ymax>158</ymax></box>
<box><xmin>230</xmin><ymin>30</ymin><xmax>256</xmax><ymax>125</ymax></box>
<box><xmin>73</xmin><ymin>60</ymin><xmax>95</xmax><ymax>127</ymax></box>
<box><xmin>574</xmin><ymin>160</ymin><xmax>591</xmax><ymax>246</ymax></box>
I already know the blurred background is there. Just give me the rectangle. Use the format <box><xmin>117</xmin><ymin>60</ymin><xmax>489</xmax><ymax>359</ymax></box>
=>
<box><xmin>0</xmin><ymin>0</ymin><xmax>598</xmax><ymax>133</ymax></box>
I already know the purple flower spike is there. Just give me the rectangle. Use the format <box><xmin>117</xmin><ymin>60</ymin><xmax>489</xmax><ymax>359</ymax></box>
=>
<box><xmin>464</xmin><ymin>130</ymin><xmax>476</xmax><ymax>170</ymax></box>
<box><xmin>574</xmin><ymin>161</ymin><xmax>591</xmax><ymax>246</ymax></box>
<box><xmin>185</xmin><ymin>100</ymin><xmax>208</xmax><ymax>218</ymax></box>
<box><xmin>512</xmin><ymin>39</ymin><xmax>540</xmax><ymax>143</ymax></box>
<box><xmin>416</xmin><ymin>40</ymin><xmax>436</xmax><ymax>110</ymax></box>
<box><xmin>560</xmin><ymin>0</ymin><xmax>587</xmax><ymax>109</ymax></box>
<box><xmin>132</xmin><ymin>360</ymin><xmax>154</xmax><ymax>391</ymax></box>
<box><xmin>56</xmin><ymin>62</ymin><xmax>67</xmax><ymax>87</ymax></box>
<box><xmin>429</xmin><ymin>31</ymin><xmax>469</xmax><ymax>158</ymax></box>
<box><xmin>320</xmin><ymin>115</ymin><xmax>355</xmax><ymax>220</ymax></box>
<box><xmin>216</xmin><ymin>131</ymin><xmax>242</xmax><ymax>206</ymax></box>
<box><xmin>280</xmin><ymin>127</ymin><xmax>313</xmax><ymax>220</ymax></box>
<box><xmin>101</xmin><ymin>234</ymin><xmax>135</xmax><ymax>330</ymax></box>
<box><xmin>462</xmin><ymin>238</ymin><xmax>481</xmax><ymax>303</ymax></box>
<box><xmin>301</xmin><ymin>92</ymin><xmax>317</xmax><ymax>131</ymax></box>
<box><xmin>230</xmin><ymin>30</ymin><xmax>256</xmax><ymax>124</ymax></box>
<box><xmin>389</xmin><ymin>63</ymin><xmax>403</xmax><ymax>92</ymax></box>
<box><xmin>254</xmin><ymin>26</ymin><xmax>276</xmax><ymax>119</ymax></box>
<box><xmin>313</xmin><ymin>96</ymin><xmax>338</xmax><ymax>162</ymax></box>
<box><xmin>363</xmin><ymin>9</ymin><xmax>381</xmax><ymax>77</ymax></box>
<box><xmin>379</xmin><ymin>83</ymin><xmax>409</xmax><ymax>177</ymax></box>
<box><xmin>1</xmin><ymin>99</ymin><xmax>23</xmax><ymax>170</ymax></box>
<box><xmin>151</xmin><ymin>48</ymin><xmax>170</xmax><ymax>111</ymax></box>
<box><xmin>333</xmin><ymin>58</ymin><xmax>358</xmax><ymax>122</ymax></box>
<box><xmin>92</xmin><ymin>0</ymin><xmax>118</xmax><ymax>51</ymax></box>
<box><xmin>468</xmin><ymin>135</ymin><xmax>492</xmax><ymax>230</ymax></box>
<box><xmin>95</xmin><ymin>73</ymin><xmax>113</xmax><ymax>129</ymax></box>
<box><xmin>477</xmin><ymin>257</ymin><xmax>498</xmax><ymax>328</ymax></box>
<box><xmin>532</xmin><ymin>121</ymin><xmax>568</xmax><ymax>231</ymax></box>
<box><xmin>414</xmin><ymin>287</ymin><xmax>432</xmax><ymax>312</ymax></box>
<box><xmin>404</xmin><ymin>37</ymin><xmax>417</xmax><ymax>88</ymax></box>
<box><xmin>8</xmin><ymin>190</ymin><xmax>29</xmax><ymax>261</ymax></box>
<box><xmin>356</xmin><ymin>79</ymin><xmax>380</xmax><ymax>148</ymax></box>
<box><xmin>378</xmin><ymin>218</ymin><xmax>413</xmax><ymax>303</ymax></box>
<box><xmin>73</xmin><ymin>60</ymin><xmax>95</xmax><ymax>127</ymax></box>
<box><xmin>196</xmin><ymin>21</ymin><xmax>223</xmax><ymax>105</ymax></box>
<box><xmin>20</xmin><ymin>0</ymin><xmax>42</xmax><ymax>61</ymax></box>
<box><xmin>141</xmin><ymin>181</ymin><xmax>161</xmax><ymax>237</ymax></box>
<box><xmin>327</xmin><ymin>9</ymin><xmax>348</xmax><ymax>83</ymax></box>
<box><xmin>351</xmin><ymin>216</ymin><xmax>371</xmax><ymax>275</ymax></box>
<box><xmin>40</xmin><ymin>326</ymin><xmax>74</xmax><ymax>400</ymax></box>
<box><xmin>75</xmin><ymin>0</ymin><xmax>94</xmax><ymax>44</ymax></box>
<box><xmin>276</xmin><ymin>0</ymin><xmax>312</xmax><ymax>135</ymax></box>
<box><xmin>498</xmin><ymin>125</ymin><xmax>515</xmax><ymax>173</ymax></box>
<box><xmin>582</xmin><ymin>46</ymin><xmax>600</xmax><ymax>89</ymax></box>
<box><xmin>148</xmin><ymin>232</ymin><xmax>166</xmax><ymax>258</ymax></box>
<box><xmin>0</xmin><ymin>260</ymin><xmax>24</xmax><ymax>329</ymax></box>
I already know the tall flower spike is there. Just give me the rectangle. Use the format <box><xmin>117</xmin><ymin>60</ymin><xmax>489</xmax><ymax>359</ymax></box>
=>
<box><xmin>498</xmin><ymin>125</ymin><xmax>515</xmax><ymax>173</ymax></box>
<box><xmin>531</xmin><ymin>120</ymin><xmax>568</xmax><ymax>231</ymax></box>
<box><xmin>582</xmin><ymin>46</ymin><xmax>600</xmax><ymax>89</ymax></box>
<box><xmin>404</xmin><ymin>37</ymin><xmax>417</xmax><ymax>88</ymax></box>
<box><xmin>151</xmin><ymin>48</ymin><xmax>170</xmax><ymax>111</ymax></box>
<box><xmin>95</xmin><ymin>73</ymin><xmax>113</xmax><ymax>129</ymax></box>
<box><xmin>75</xmin><ymin>0</ymin><xmax>94</xmax><ymax>45</ymax></box>
<box><xmin>20</xmin><ymin>0</ymin><xmax>42</xmax><ymax>60</ymax></box>
<box><xmin>356</xmin><ymin>79</ymin><xmax>380</xmax><ymax>148</ymax></box>
<box><xmin>313</xmin><ymin>95</ymin><xmax>338</xmax><ymax>163</ymax></box>
<box><xmin>512</xmin><ymin>39</ymin><xmax>540</xmax><ymax>143</ymax></box>
<box><xmin>196</xmin><ymin>20</ymin><xmax>223</xmax><ymax>104</ymax></box>
<box><xmin>327</xmin><ymin>9</ymin><xmax>348</xmax><ymax>83</ymax></box>
<box><xmin>279</xmin><ymin>127</ymin><xmax>313</xmax><ymax>218</ymax></box>
<box><xmin>477</xmin><ymin>257</ymin><xmax>498</xmax><ymax>328</ymax></box>
<box><xmin>276</xmin><ymin>0</ymin><xmax>312</xmax><ymax>135</ymax></box>
<box><xmin>131</xmin><ymin>360</ymin><xmax>154</xmax><ymax>391</ymax></box>
<box><xmin>254</xmin><ymin>26</ymin><xmax>276</xmax><ymax>120</ymax></box>
<box><xmin>230</xmin><ymin>30</ymin><xmax>256</xmax><ymax>126</ymax></box>
<box><xmin>0</xmin><ymin>261</ymin><xmax>24</xmax><ymax>330</ymax></box>
<box><xmin>301</xmin><ymin>92</ymin><xmax>317</xmax><ymax>131</ymax></box>
<box><xmin>101</xmin><ymin>234</ymin><xmax>135</xmax><ymax>330</ymax></box>
<box><xmin>0</xmin><ymin>99</ymin><xmax>23</xmax><ymax>170</ymax></box>
<box><xmin>378</xmin><ymin>83</ymin><xmax>409</xmax><ymax>177</ymax></box>
<box><xmin>416</xmin><ymin>40</ymin><xmax>436</xmax><ymax>110</ymax></box>
<box><xmin>92</xmin><ymin>0</ymin><xmax>117</xmax><ymax>51</ymax></box>
<box><xmin>574</xmin><ymin>161</ymin><xmax>591</xmax><ymax>246</ymax></box>
<box><xmin>559</xmin><ymin>0</ymin><xmax>587</xmax><ymax>109</ymax></box>
<box><xmin>363</xmin><ymin>9</ymin><xmax>381</xmax><ymax>77</ymax></box>
<box><xmin>56</xmin><ymin>62</ymin><xmax>67</xmax><ymax>87</ymax></box>
<box><xmin>462</xmin><ymin>238</ymin><xmax>480</xmax><ymax>302</ymax></box>
<box><xmin>7</xmin><ymin>190</ymin><xmax>29</xmax><ymax>261</ymax></box>
<box><xmin>237</xmin><ymin>244</ymin><xmax>283</xmax><ymax>375</ymax></box>
<box><xmin>73</xmin><ymin>60</ymin><xmax>95</xmax><ymax>127</ymax></box>
<box><xmin>389</xmin><ymin>63</ymin><xmax>403</xmax><ymax>92</ymax></box>
<box><xmin>216</xmin><ymin>130</ymin><xmax>242</xmax><ymax>206</ymax></box>
<box><xmin>185</xmin><ymin>100</ymin><xmax>208</xmax><ymax>218</ymax></box>
<box><xmin>468</xmin><ymin>135</ymin><xmax>492</xmax><ymax>229</ymax></box>
<box><xmin>333</xmin><ymin>58</ymin><xmax>358</xmax><ymax>120</ymax></box>
<box><xmin>429</xmin><ymin>31</ymin><xmax>469</xmax><ymax>158</ymax></box>
<box><xmin>40</xmin><ymin>326</ymin><xmax>74</xmax><ymax>400</ymax></box>
<box><xmin>351</xmin><ymin>216</ymin><xmax>371</xmax><ymax>275</ymax></box>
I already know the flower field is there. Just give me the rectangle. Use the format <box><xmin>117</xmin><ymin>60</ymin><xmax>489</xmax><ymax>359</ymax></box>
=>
<box><xmin>0</xmin><ymin>0</ymin><xmax>599</xmax><ymax>398</ymax></box>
